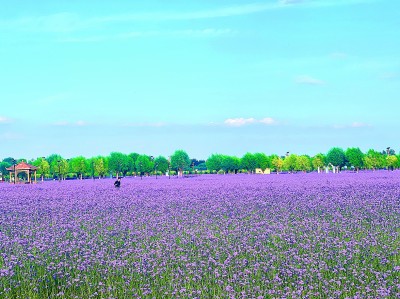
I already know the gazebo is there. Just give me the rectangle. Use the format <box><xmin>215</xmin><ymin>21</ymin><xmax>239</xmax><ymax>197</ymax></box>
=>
<box><xmin>6</xmin><ymin>161</ymin><xmax>38</xmax><ymax>184</ymax></box>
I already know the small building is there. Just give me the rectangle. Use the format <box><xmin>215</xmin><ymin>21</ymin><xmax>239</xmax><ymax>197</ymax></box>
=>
<box><xmin>255</xmin><ymin>168</ymin><xmax>271</xmax><ymax>175</ymax></box>
<box><xmin>6</xmin><ymin>161</ymin><xmax>38</xmax><ymax>184</ymax></box>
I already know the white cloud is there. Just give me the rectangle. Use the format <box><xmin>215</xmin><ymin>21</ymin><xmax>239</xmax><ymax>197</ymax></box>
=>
<box><xmin>224</xmin><ymin>117</ymin><xmax>276</xmax><ymax>127</ymax></box>
<box><xmin>52</xmin><ymin>120</ymin><xmax>88</xmax><ymax>127</ymax></box>
<box><xmin>330</xmin><ymin>52</ymin><xmax>348</xmax><ymax>59</ymax></box>
<box><xmin>333</xmin><ymin>122</ymin><xmax>371</xmax><ymax>129</ymax></box>
<box><xmin>1</xmin><ymin>0</ymin><xmax>377</xmax><ymax>33</ymax></box>
<box><xmin>296</xmin><ymin>75</ymin><xmax>325</xmax><ymax>85</ymax></box>
<box><xmin>380</xmin><ymin>72</ymin><xmax>398</xmax><ymax>80</ymax></box>
<box><xmin>0</xmin><ymin>116</ymin><xmax>12</xmax><ymax>124</ymax></box>
<box><xmin>351</xmin><ymin>122</ymin><xmax>370</xmax><ymax>128</ymax></box>
<box><xmin>123</xmin><ymin>122</ymin><xmax>167</xmax><ymax>127</ymax></box>
<box><xmin>59</xmin><ymin>28</ymin><xmax>235</xmax><ymax>43</ymax></box>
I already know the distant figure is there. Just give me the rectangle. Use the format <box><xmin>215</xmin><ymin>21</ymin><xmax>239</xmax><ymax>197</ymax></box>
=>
<box><xmin>114</xmin><ymin>178</ymin><xmax>121</xmax><ymax>188</ymax></box>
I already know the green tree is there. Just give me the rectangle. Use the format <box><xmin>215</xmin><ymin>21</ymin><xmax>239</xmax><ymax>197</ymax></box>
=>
<box><xmin>271</xmin><ymin>156</ymin><xmax>283</xmax><ymax>173</ymax></box>
<box><xmin>312</xmin><ymin>153</ymin><xmax>325</xmax><ymax>173</ymax></box>
<box><xmin>221</xmin><ymin>155</ymin><xmax>240</xmax><ymax>174</ymax></box>
<box><xmin>241</xmin><ymin>153</ymin><xmax>258</xmax><ymax>173</ymax></box>
<box><xmin>283</xmin><ymin>154</ymin><xmax>298</xmax><ymax>172</ymax></box>
<box><xmin>135</xmin><ymin>155</ymin><xmax>154</xmax><ymax>177</ymax></box>
<box><xmin>33</xmin><ymin>158</ymin><xmax>50</xmax><ymax>181</ymax></box>
<box><xmin>0</xmin><ymin>161</ymin><xmax>11</xmax><ymax>181</ymax></box>
<box><xmin>128</xmin><ymin>153</ymin><xmax>140</xmax><ymax>173</ymax></box>
<box><xmin>108</xmin><ymin>152</ymin><xmax>129</xmax><ymax>179</ymax></box>
<box><xmin>70</xmin><ymin>156</ymin><xmax>87</xmax><ymax>180</ymax></box>
<box><xmin>254</xmin><ymin>153</ymin><xmax>270</xmax><ymax>171</ymax></box>
<box><xmin>154</xmin><ymin>156</ymin><xmax>169</xmax><ymax>175</ymax></box>
<box><xmin>206</xmin><ymin>154</ymin><xmax>224</xmax><ymax>173</ymax></box>
<box><xmin>93</xmin><ymin>156</ymin><xmax>107</xmax><ymax>178</ymax></box>
<box><xmin>46</xmin><ymin>154</ymin><xmax>62</xmax><ymax>178</ymax></box>
<box><xmin>170</xmin><ymin>150</ymin><xmax>191</xmax><ymax>176</ymax></box>
<box><xmin>363</xmin><ymin>149</ymin><xmax>384</xmax><ymax>170</ymax></box>
<box><xmin>295</xmin><ymin>155</ymin><xmax>312</xmax><ymax>172</ymax></box>
<box><xmin>326</xmin><ymin>147</ymin><xmax>346</xmax><ymax>171</ymax></box>
<box><xmin>345</xmin><ymin>147</ymin><xmax>364</xmax><ymax>172</ymax></box>
<box><xmin>386</xmin><ymin>155</ymin><xmax>398</xmax><ymax>170</ymax></box>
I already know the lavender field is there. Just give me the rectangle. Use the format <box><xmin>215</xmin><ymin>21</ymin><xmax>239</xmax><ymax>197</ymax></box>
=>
<box><xmin>0</xmin><ymin>172</ymin><xmax>399</xmax><ymax>299</ymax></box>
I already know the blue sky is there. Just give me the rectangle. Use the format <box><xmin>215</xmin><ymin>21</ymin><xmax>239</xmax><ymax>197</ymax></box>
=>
<box><xmin>1</xmin><ymin>0</ymin><xmax>399</xmax><ymax>160</ymax></box>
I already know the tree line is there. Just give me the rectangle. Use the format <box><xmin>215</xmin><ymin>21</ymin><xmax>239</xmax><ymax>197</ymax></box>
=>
<box><xmin>0</xmin><ymin>147</ymin><xmax>398</xmax><ymax>181</ymax></box>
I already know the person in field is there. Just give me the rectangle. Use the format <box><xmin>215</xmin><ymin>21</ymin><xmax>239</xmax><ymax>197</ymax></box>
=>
<box><xmin>114</xmin><ymin>178</ymin><xmax>121</xmax><ymax>188</ymax></box>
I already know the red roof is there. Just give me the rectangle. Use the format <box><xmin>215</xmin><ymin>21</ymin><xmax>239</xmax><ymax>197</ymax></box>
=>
<box><xmin>6</xmin><ymin>161</ymin><xmax>38</xmax><ymax>171</ymax></box>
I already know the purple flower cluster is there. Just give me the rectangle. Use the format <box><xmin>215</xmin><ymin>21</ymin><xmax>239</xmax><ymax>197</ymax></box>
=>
<box><xmin>0</xmin><ymin>172</ymin><xmax>399</xmax><ymax>298</ymax></box>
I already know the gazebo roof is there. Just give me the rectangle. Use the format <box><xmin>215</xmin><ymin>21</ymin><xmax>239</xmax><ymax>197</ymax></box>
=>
<box><xmin>6</xmin><ymin>161</ymin><xmax>38</xmax><ymax>171</ymax></box>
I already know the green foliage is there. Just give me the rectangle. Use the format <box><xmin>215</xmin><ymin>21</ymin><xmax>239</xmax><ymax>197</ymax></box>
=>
<box><xmin>363</xmin><ymin>149</ymin><xmax>385</xmax><ymax>170</ymax></box>
<box><xmin>271</xmin><ymin>156</ymin><xmax>283</xmax><ymax>173</ymax></box>
<box><xmin>170</xmin><ymin>150</ymin><xmax>191</xmax><ymax>173</ymax></box>
<box><xmin>345</xmin><ymin>148</ymin><xmax>364</xmax><ymax>170</ymax></box>
<box><xmin>312</xmin><ymin>153</ymin><xmax>325</xmax><ymax>171</ymax></box>
<box><xmin>32</xmin><ymin>158</ymin><xmax>50</xmax><ymax>180</ymax></box>
<box><xmin>108</xmin><ymin>152</ymin><xmax>130</xmax><ymax>178</ymax></box>
<box><xmin>254</xmin><ymin>153</ymin><xmax>270</xmax><ymax>171</ymax></box>
<box><xmin>221</xmin><ymin>156</ymin><xmax>240</xmax><ymax>174</ymax></box>
<box><xmin>283</xmin><ymin>154</ymin><xmax>297</xmax><ymax>172</ymax></box>
<box><xmin>386</xmin><ymin>155</ymin><xmax>398</xmax><ymax>169</ymax></box>
<box><xmin>2</xmin><ymin>157</ymin><xmax>15</xmax><ymax>165</ymax></box>
<box><xmin>154</xmin><ymin>156</ymin><xmax>169</xmax><ymax>174</ymax></box>
<box><xmin>69</xmin><ymin>156</ymin><xmax>87</xmax><ymax>179</ymax></box>
<box><xmin>326</xmin><ymin>147</ymin><xmax>346</xmax><ymax>168</ymax></box>
<box><xmin>135</xmin><ymin>155</ymin><xmax>153</xmax><ymax>175</ymax></box>
<box><xmin>206</xmin><ymin>154</ymin><xmax>224</xmax><ymax>173</ymax></box>
<box><xmin>241</xmin><ymin>153</ymin><xmax>257</xmax><ymax>173</ymax></box>
<box><xmin>93</xmin><ymin>156</ymin><xmax>107</xmax><ymax>178</ymax></box>
<box><xmin>0</xmin><ymin>161</ymin><xmax>11</xmax><ymax>180</ymax></box>
<box><xmin>295</xmin><ymin>155</ymin><xmax>312</xmax><ymax>172</ymax></box>
<box><xmin>46</xmin><ymin>154</ymin><xmax>62</xmax><ymax>176</ymax></box>
<box><xmin>128</xmin><ymin>153</ymin><xmax>140</xmax><ymax>172</ymax></box>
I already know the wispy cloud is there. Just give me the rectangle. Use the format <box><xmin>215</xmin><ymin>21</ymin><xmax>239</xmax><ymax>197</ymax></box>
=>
<box><xmin>58</xmin><ymin>28</ymin><xmax>235</xmax><ymax>43</ymax></box>
<box><xmin>296</xmin><ymin>75</ymin><xmax>325</xmax><ymax>85</ymax></box>
<box><xmin>1</xmin><ymin>0</ymin><xmax>376</xmax><ymax>33</ymax></box>
<box><xmin>123</xmin><ymin>122</ymin><xmax>167</xmax><ymax>128</ymax></box>
<box><xmin>0</xmin><ymin>116</ymin><xmax>12</xmax><ymax>124</ymax></box>
<box><xmin>330</xmin><ymin>52</ymin><xmax>348</xmax><ymax>59</ymax></box>
<box><xmin>224</xmin><ymin>117</ymin><xmax>276</xmax><ymax>127</ymax></box>
<box><xmin>333</xmin><ymin>122</ymin><xmax>371</xmax><ymax>129</ymax></box>
<box><xmin>53</xmin><ymin>120</ymin><xmax>88</xmax><ymax>127</ymax></box>
<box><xmin>380</xmin><ymin>72</ymin><xmax>398</xmax><ymax>80</ymax></box>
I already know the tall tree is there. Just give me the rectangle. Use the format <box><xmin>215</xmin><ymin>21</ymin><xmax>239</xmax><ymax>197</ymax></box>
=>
<box><xmin>206</xmin><ymin>154</ymin><xmax>224</xmax><ymax>173</ymax></box>
<box><xmin>32</xmin><ymin>158</ymin><xmax>50</xmax><ymax>181</ymax></box>
<box><xmin>312</xmin><ymin>153</ymin><xmax>325</xmax><ymax>173</ymax></box>
<box><xmin>271</xmin><ymin>156</ymin><xmax>283</xmax><ymax>173</ymax></box>
<box><xmin>69</xmin><ymin>156</ymin><xmax>87</xmax><ymax>180</ymax></box>
<box><xmin>128</xmin><ymin>153</ymin><xmax>140</xmax><ymax>173</ymax></box>
<box><xmin>47</xmin><ymin>154</ymin><xmax>62</xmax><ymax>177</ymax></box>
<box><xmin>108</xmin><ymin>152</ymin><xmax>129</xmax><ymax>179</ymax></box>
<box><xmin>295</xmin><ymin>155</ymin><xmax>312</xmax><ymax>172</ymax></box>
<box><xmin>170</xmin><ymin>150</ymin><xmax>191</xmax><ymax>176</ymax></box>
<box><xmin>326</xmin><ymin>147</ymin><xmax>346</xmax><ymax>171</ymax></box>
<box><xmin>93</xmin><ymin>156</ymin><xmax>107</xmax><ymax>178</ymax></box>
<box><xmin>254</xmin><ymin>153</ymin><xmax>270</xmax><ymax>171</ymax></box>
<box><xmin>283</xmin><ymin>154</ymin><xmax>298</xmax><ymax>172</ymax></box>
<box><xmin>363</xmin><ymin>149</ymin><xmax>384</xmax><ymax>170</ymax></box>
<box><xmin>154</xmin><ymin>156</ymin><xmax>169</xmax><ymax>175</ymax></box>
<box><xmin>135</xmin><ymin>155</ymin><xmax>154</xmax><ymax>176</ymax></box>
<box><xmin>221</xmin><ymin>155</ymin><xmax>240</xmax><ymax>174</ymax></box>
<box><xmin>241</xmin><ymin>153</ymin><xmax>258</xmax><ymax>173</ymax></box>
<box><xmin>386</xmin><ymin>155</ymin><xmax>398</xmax><ymax>170</ymax></box>
<box><xmin>0</xmin><ymin>161</ymin><xmax>11</xmax><ymax>181</ymax></box>
<box><xmin>345</xmin><ymin>147</ymin><xmax>364</xmax><ymax>172</ymax></box>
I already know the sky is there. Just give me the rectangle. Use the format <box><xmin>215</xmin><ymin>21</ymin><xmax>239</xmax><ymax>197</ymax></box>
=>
<box><xmin>1</xmin><ymin>0</ymin><xmax>399</xmax><ymax>160</ymax></box>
